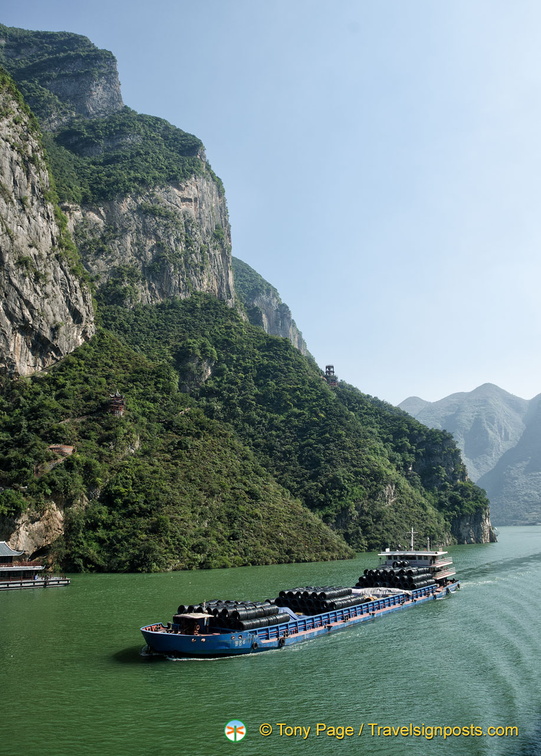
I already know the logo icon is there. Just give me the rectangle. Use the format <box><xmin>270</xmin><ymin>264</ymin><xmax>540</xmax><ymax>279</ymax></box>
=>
<box><xmin>225</xmin><ymin>720</ymin><xmax>246</xmax><ymax>742</ymax></box>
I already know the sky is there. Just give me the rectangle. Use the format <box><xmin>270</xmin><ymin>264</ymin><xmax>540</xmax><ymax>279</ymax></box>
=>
<box><xmin>3</xmin><ymin>0</ymin><xmax>541</xmax><ymax>405</ymax></box>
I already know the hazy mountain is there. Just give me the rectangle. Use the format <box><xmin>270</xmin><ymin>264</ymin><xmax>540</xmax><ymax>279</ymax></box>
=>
<box><xmin>399</xmin><ymin>396</ymin><xmax>430</xmax><ymax>417</ymax></box>
<box><xmin>399</xmin><ymin>384</ymin><xmax>541</xmax><ymax>525</ymax></box>
<box><xmin>477</xmin><ymin>395</ymin><xmax>541</xmax><ymax>525</ymax></box>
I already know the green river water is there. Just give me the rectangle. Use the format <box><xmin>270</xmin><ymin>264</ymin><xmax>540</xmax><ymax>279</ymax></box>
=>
<box><xmin>1</xmin><ymin>526</ymin><xmax>541</xmax><ymax>756</ymax></box>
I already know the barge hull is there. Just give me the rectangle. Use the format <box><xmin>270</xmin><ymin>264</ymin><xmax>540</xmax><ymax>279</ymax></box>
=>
<box><xmin>141</xmin><ymin>583</ymin><xmax>459</xmax><ymax>658</ymax></box>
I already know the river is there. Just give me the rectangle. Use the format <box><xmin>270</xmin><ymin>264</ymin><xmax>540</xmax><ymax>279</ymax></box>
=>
<box><xmin>1</xmin><ymin>526</ymin><xmax>541</xmax><ymax>756</ymax></box>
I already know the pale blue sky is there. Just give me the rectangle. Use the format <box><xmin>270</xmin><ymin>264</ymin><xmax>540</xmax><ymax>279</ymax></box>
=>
<box><xmin>3</xmin><ymin>1</ymin><xmax>541</xmax><ymax>404</ymax></box>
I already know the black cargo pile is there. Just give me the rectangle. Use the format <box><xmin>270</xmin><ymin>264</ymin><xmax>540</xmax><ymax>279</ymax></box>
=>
<box><xmin>274</xmin><ymin>585</ymin><xmax>369</xmax><ymax>615</ymax></box>
<box><xmin>355</xmin><ymin>567</ymin><xmax>436</xmax><ymax>591</ymax></box>
<box><xmin>174</xmin><ymin>599</ymin><xmax>291</xmax><ymax>631</ymax></box>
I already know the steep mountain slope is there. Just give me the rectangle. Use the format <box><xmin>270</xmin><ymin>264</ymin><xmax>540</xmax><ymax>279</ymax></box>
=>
<box><xmin>399</xmin><ymin>384</ymin><xmax>529</xmax><ymax>480</ymax></box>
<box><xmin>0</xmin><ymin>69</ymin><xmax>94</xmax><ymax>375</ymax></box>
<box><xmin>102</xmin><ymin>296</ymin><xmax>493</xmax><ymax>550</ymax></box>
<box><xmin>477</xmin><ymin>395</ymin><xmax>541</xmax><ymax>525</ymax></box>
<box><xmin>232</xmin><ymin>257</ymin><xmax>309</xmax><ymax>355</ymax></box>
<box><xmin>399</xmin><ymin>384</ymin><xmax>541</xmax><ymax>525</ymax></box>
<box><xmin>0</xmin><ymin>327</ymin><xmax>352</xmax><ymax>569</ymax></box>
<box><xmin>0</xmin><ymin>24</ymin><xmax>494</xmax><ymax>569</ymax></box>
<box><xmin>0</xmin><ymin>24</ymin><xmax>235</xmax><ymax>311</ymax></box>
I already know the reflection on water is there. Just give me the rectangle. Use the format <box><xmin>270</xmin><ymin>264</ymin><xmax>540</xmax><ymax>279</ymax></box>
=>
<box><xmin>112</xmin><ymin>646</ymin><xmax>150</xmax><ymax>665</ymax></box>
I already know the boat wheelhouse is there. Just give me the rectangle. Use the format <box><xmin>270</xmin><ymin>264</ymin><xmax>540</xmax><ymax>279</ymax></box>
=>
<box><xmin>378</xmin><ymin>548</ymin><xmax>456</xmax><ymax>584</ymax></box>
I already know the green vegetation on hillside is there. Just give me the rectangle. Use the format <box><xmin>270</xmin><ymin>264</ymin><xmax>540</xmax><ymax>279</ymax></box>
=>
<box><xmin>101</xmin><ymin>295</ymin><xmax>488</xmax><ymax>550</ymax></box>
<box><xmin>0</xmin><ymin>329</ymin><xmax>351</xmax><ymax>571</ymax></box>
<box><xmin>0</xmin><ymin>294</ymin><xmax>490</xmax><ymax>570</ymax></box>
<box><xmin>42</xmin><ymin>109</ymin><xmax>212</xmax><ymax>204</ymax></box>
<box><xmin>336</xmin><ymin>384</ymin><xmax>489</xmax><ymax>519</ymax></box>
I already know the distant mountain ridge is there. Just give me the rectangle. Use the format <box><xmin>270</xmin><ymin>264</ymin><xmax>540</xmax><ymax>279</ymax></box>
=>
<box><xmin>399</xmin><ymin>384</ymin><xmax>541</xmax><ymax>525</ymax></box>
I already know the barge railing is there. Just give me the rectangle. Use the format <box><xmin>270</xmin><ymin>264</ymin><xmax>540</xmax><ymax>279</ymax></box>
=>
<box><xmin>162</xmin><ymin>584</ymin><xmax>437</xmax><ymax>640</ymax></box>
<box><xmin>250</xmin><ymin>584</ymin><xmax>438</xmax><ymax>640</ymax></box>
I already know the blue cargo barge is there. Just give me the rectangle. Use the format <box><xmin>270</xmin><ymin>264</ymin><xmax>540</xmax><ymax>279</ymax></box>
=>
<box><xmin>140</xmin><ymin>545</ymin><xmax>459</xmax><ymax>658</ymax></box>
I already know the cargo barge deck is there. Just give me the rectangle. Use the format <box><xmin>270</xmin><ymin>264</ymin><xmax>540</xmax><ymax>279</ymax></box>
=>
<box><xmin>140</xmin><ymin>544</ymin><xmax>459</xmax><ymax>658</ymax></box>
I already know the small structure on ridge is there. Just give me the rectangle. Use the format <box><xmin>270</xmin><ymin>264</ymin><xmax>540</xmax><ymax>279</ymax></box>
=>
<box><xmin>325</xmin><ymin>365</ymin><xmax>338</xmax><ymax>388</ymax></box>
<box><xmin>109</xmin><ymin>392</ymin><xmax>126</xmax><ymax>416</ymax></box>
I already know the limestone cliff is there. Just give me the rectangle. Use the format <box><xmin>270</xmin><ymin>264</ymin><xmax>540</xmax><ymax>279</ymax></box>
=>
<box><xmin>232</xmin><ymin>256</ymin><xmax>308</xmax><ymax>354</ymax></box>
<box><xmin>68</xmin><ymin>176</ymin><xmax>234</xmax><ymax>307</ymax></box>
<box><xmin>2</xmin><ymin>503</ymin><xmax>64</xmax><ymax>559</ymax></box>
<box><xmin>0</xmin><ymin>24</ymin><xmax>235</xmax><ymax>311</ymax></box>
<box><xmin>451</xmin><ymin>508</ymin><xmax>497</xmax><ymax>544</ymax></box>
<box><xmin>0</xmin><ymin>24</ymin><xmax>123</xmax><ymax>129</ymax></box>
<box><xmin>0</xmin><ymin>72</ymin><xmax>94</xmax><ymax>375</ymax></box>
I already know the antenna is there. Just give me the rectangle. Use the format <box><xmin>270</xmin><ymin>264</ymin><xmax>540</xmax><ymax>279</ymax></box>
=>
<box><xmin>410</xmin><ymin>527</ymin><xmax>418</xmax><ymax>549</ymax></box>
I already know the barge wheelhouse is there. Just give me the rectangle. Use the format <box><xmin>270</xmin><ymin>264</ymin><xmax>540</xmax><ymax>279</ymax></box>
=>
<box><xmin>378</xmin><ymin>547</ymin><xmax>457</xmax><ymax>585</ymax></box>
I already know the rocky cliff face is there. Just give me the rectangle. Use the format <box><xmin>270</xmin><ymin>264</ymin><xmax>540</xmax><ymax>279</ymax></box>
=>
<box><xmin>0</xmin><ymin>25</ymin><xmax>235</xmax><ymax>311</ymax></box>
<box><xmin>232</xmin><ymin>257</ymin><xmax>309</xmax><ymax>354</ymax></box>
<box><xmin>451</xmin><ymin>507</ymin><xmax>497</xmax><ymax>544</ymax></box>
<box><xmin>2</xmin><ymin>503</ymin><xmax>64</xmax><ymax>559</ymax></box>
<box><xmin>68</xmin><ymin>176</ymin><xmax>234</xmax><ymax>307</ymax></box>
<box><xmin>0</xmin><ymin>24</ymin><xmax>123</xmax><ymax>129</ymax></box>
<box><xmin>0</xmin><ymin>73</ymin><xmax>94</xmax><ymax>375</ymax></box>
